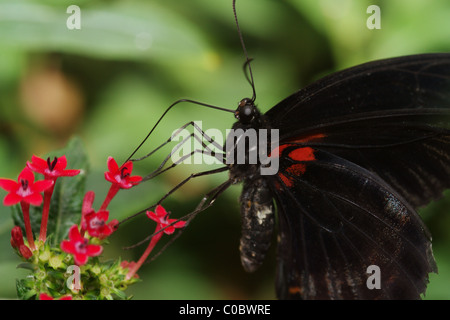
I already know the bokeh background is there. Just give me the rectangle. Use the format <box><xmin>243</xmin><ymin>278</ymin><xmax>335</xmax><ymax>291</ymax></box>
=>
<box><xmin>1</xmin><ymin>0</ymin><xmax>450</xmax><ymax>299</ymax></box>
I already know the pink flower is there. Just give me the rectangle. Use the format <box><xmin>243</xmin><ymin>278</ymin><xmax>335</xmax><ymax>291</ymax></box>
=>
<box><xmin>0</xmin><ymin>167</ymin><xmax>53</xmax><ymax>206</ymax></box>
<box><xmin>146</xmin><ymin>205</ymin><xmax>187</xmax><ymax>234</ymax></box>
<box><xmin>61</xmin><ymin>225</ymin><xmax>103</xmax><ymax>266</ymax></box>
<box><xmin>27</xmin><ymin>155</ymin><xmax>80</xmax><ymax>181</ymax></box>
<box><xmin>104</xmin><ymin>157</ymin><xmax>142</xmax><ymax>189</ymax></box>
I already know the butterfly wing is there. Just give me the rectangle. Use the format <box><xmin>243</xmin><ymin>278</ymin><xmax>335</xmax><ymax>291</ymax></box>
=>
<box><xmin>271</xmin><ymin>147</ymin><xmax>436</xmax><ymax>299</ymax></box>
<box><xmin>264</xmin><ymin>54</ymin><xmax>450</xmax><ymax>299</ymax></box>
<box><xmin>266</xmin><ymin>53</ymin><xmax>450</xmax><ymax>207</ymax></box>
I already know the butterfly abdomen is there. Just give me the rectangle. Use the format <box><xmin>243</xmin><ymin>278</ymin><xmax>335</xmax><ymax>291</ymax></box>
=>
<box><xmin>239</xmin><ymin>178</ymin><xmax>275</xmax><ymax>273</ymax></box>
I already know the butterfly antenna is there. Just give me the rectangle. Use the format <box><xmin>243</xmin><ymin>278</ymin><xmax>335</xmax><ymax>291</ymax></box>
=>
<box><xmin>233</xmin><ymin>0</ymin><xmax>256</xmax><ymax>103</ymax></box>
<box><xmin>124</xmin><ymin>99</ymin><xmax>234</xmax><ymax>163</ymax></box>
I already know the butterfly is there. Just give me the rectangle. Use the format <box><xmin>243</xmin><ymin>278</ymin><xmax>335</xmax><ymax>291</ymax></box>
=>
<box><xmin>128</xmin><ymin>1</ymin><xmax>450</xmax><ymax>299</ymax></box>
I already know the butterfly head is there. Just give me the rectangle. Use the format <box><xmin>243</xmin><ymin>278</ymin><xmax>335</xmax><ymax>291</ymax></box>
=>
<box><xmin>235</xmin><ymin>98</ymin><xmax>257</xmax><ymax>124</ymax></box>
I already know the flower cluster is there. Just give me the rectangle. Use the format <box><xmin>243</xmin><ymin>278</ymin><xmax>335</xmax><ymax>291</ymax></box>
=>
<box><xmin>1</xmin><ymin>145</ymin><xmax>186</xmax><ymax>300</ymax></box>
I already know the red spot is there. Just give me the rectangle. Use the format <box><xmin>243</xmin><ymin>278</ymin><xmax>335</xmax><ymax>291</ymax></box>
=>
<box><xmin>278</xmin><ymin>172</ymin><xmax>293</xmax><ymax>187</ymax></box>
<box><xmin>273</xmin><ymin>133</ymin><xmax>326</xmax><ymax>188</ymax></box>
<box><xmin>288</xmin><ymin>147</ymin><xmax>315</xmax><ymax>162</ymax></box>
<box><xmin>287</xmin><ymin>164</ymin><xmax>307</xmax><ymax>175</ymax></box>
<box><xmin>270</xmin><ymin>144</ymin><xmax>289</xmax><ymax>158</ymax></box>
<box><xmin>270</xmin><ymin>133</ymin><xmax>326</xmax><ymax>158</ymax></box>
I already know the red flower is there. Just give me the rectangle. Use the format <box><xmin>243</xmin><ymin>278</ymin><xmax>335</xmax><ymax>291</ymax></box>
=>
<box><xmin>39</xmin><ymin>293</ymin><xmax>72</xmax><ymax>300</ymax></box>
<box><xmin>101</xmin><ymin>157</ymin><xmax>142</xmax><ymax>211</ymax></box>
<box><xmin>146</xmin><ymin>205</ymin><xmax>186</xmax><ymax>234</ymax></box>
<box><xmin>104</xmin><ymin>157</ymin><xmax>142</xmax><ymax>189</ymax></box>
<box><xmin>0</xmin><ymin>167</ymin><xmax>53</xmax><ymax>206</ymax></box>
<box><xmin>27</xmin><ymin>155</ymin><xmax>80</xmax><ymax>181</ymax></box>
<box><xmin>61</xmin><ymin>225</ymin><xmax>103</xmax><ymax>265</ymax></box>
<box><xmin>80</xmin><ymin>191</ymin><xmax>118</xmax><ymax>239</ymax></box>
<box><xmin>26</xmin><ymin>155</ymin><xmax>80</xmax><ymax>243</ymax></box>
<box><xmin>126</xmin><ymin>205</ymin><xmax>185</xmax><ymax>280</ymax></box>
<box><xmin>0</xmin><ymin>167</ymin><xmax>53</xmax><ymax>250</ymax></box>
<box><xmin>82</xmin><ymin>210</ymin><xmax>118</xmax><ymax>239</ymax></box>
<box><xmin>10</xmin><ymin>226</ymin><xmax>33</xmax><ymax>260</ymax></box>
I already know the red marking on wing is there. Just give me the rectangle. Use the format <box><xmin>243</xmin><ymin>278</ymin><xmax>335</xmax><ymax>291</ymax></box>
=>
<box><xmin>278</xmin><ymin>172</ymin><xmax>293</xmax><ymax>188</ymax></box>
<box><xmin>274</xmin><ymin>133</ymin><xmax>326</xmax><ymax>188</ymax></box>
<box><xmin>288</xmin><ymin>147</ymin><xmax>315</xmax><ymax>162</ymax></box>
<box><xmin>270</xmin><ymin>133</ymin><xmax>326</xmax><ymax>158</ymax></box>
<box><xmin>286</xmin><ymin>163</ymin><xmax>307</xmax><ymax>175</ymax></box>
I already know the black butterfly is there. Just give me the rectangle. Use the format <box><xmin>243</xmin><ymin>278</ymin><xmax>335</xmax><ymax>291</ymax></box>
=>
<box><xmin>127</xmin><ymin>1</ymin><xmax>450</xmax><ymax>300</ymax></box>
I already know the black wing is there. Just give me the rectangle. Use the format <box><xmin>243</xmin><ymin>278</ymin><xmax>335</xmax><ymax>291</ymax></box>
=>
<box><xmin>266</xmin><ymin>53</ymin><xmax>450</xmax><ymax>207</ymax></box>
<box><xmin>265</xmin><ymin>54</ymin><xmax>450</xmax><ymax>299</ymax></box>
<box><xmin>271</xmin><ymin>147</ymin><xmax>436</xmax><ymax>299</ymax></box>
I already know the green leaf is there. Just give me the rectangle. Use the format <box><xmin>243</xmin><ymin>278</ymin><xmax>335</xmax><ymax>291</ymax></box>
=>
<box><xmin>16</xmin><ymin>278</ymin><xmax>36</xmax><ymax>300</ymax></box>
<box><xmin>0</xmin><ymin>0</ymin><xmax>210</xmax><ymax>63</ymax></box>
<box><xmin>16</xmin><ymin>262</ymin><xmax>36</xmax><ymax>271</ymax></box>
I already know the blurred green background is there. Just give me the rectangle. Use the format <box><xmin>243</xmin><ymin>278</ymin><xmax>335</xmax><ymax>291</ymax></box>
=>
<box><xmin>1</xmin><ymin>0</ymin><xmax>450</xmax><ymax>299</ymax></box>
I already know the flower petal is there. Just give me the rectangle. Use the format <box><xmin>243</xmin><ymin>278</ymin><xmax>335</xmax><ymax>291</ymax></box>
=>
<box><xmin>97</xmin><ymin>210</ymin><xmax>110</xmax><ymax>221</ymax></box>
<box><xmin>146</xmin><ymin>210</ymin><xmax>160</xmax><ymax>223</ymax></box>
<box><xmin>104</xmin><ymin>171</ymin><xmax>116</xmax><ymax>184</ymax></box>
<box><xmin>32</xmin><ymin>179</ymin><xmax>54</xmax><ymax>193</ymax></box>
<box><xmin>60</xmin><ymin>239</ymin><xmax>75</xmax><ymax>254</ymax></box>
<box><xmin>173</xmin><ymin>220</ymin><xmax>187</xmax><ymax>229</ymax></box>
<box><xmin>155</xmin><ymin>205</ymin><xmax>167</xmax><ymax>218</ymax></box>
<box><xmin>74</xmin><ymin>252</ymin><xmax>88</xmax><ymax>265</ymax></box>
<box><xmin>18</xmin><ymin>167</ymin><xmax>35</xmax><ymax>184</ymax></box>
<box><xmin>107</xmin><ymin>157</ymin><xmax>119</xmax><ymax>173</ymax></box>
<box><xmin>61</xmin><ymin>169</ymin><xmax>81</xmax><ymax>177</ymax></box>
<box><xmin>163</xmin><ymin>226</ymin><xmax>175</xmax><ymax>235</ymax></box>
<box><xmin>53</xmin><ymin>155</ymin><xmax>68</xmax><ymax>171</ymax></box>
<box><xmin>27</xmin><ymin>155</ymin><xmax>48</xmax><ymax>174</ymax></box>
<box><xmin>3</xmin><ymin>193</ymin><xmax>22</xmax><ymax>206</ymax></box>
<box><xmin>128</xmin><ymin>176</ymin><xmax>143</xmax><ymax>184</ymax></box>
<box><xmin>121</xmin><ymin>161</ymin><xmax>133</xmax><ymax>173</ymax></box>
<box><xmin>68</xmin><ymin>225</ymin><xmax>83</xmax><ymax>241</ymax></box>
<box><xmin>23</xmin><ymin>193</ymin><xmax>44</xmax><ymax>206</ymax></box>
<box><xmin>86</xmin><ymin>244</ymin><xmax>103</xmax><ymax>257</ymax></box>
<box><xmin>0</xmin><ymin>178</ymin><xmax>19</xmax><ymax>192</ymax></box>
